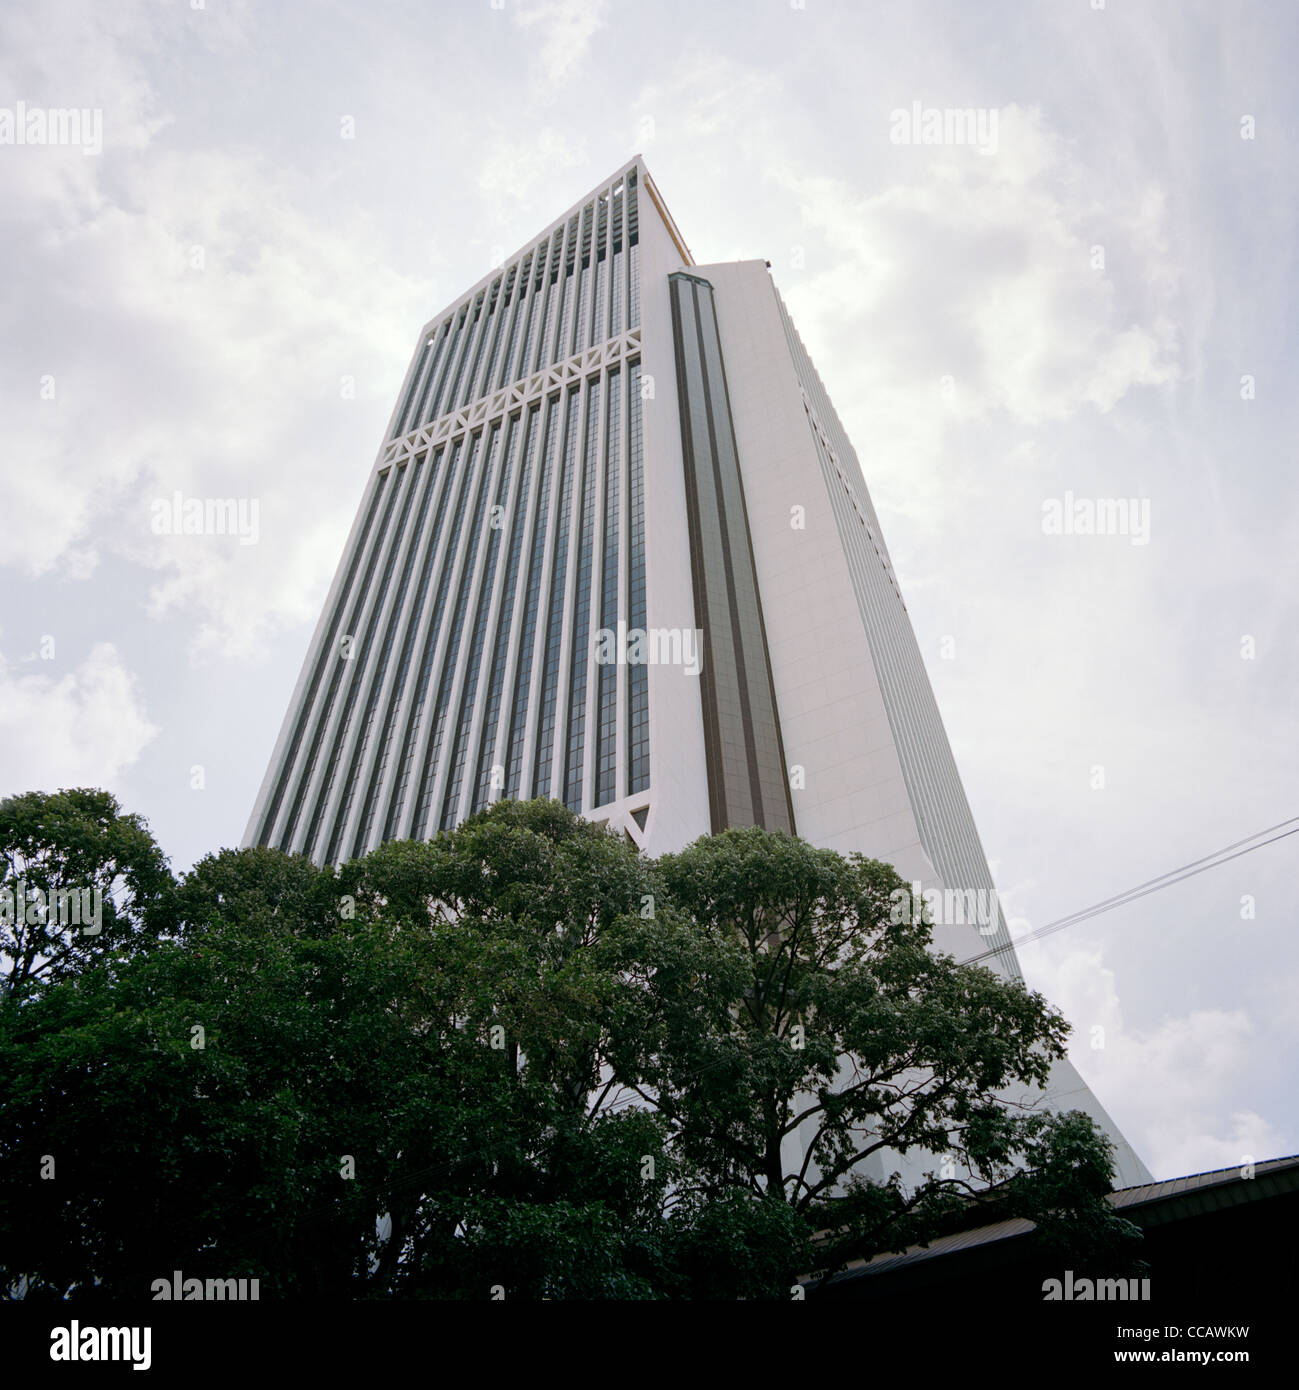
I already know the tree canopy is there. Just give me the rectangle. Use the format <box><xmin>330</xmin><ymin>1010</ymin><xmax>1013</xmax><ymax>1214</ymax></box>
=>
<box><xmin>0</xmin><ymin>787</ymin><xmax>173</xmax><ymax>1000</ymax></box>
<box><xmin>0</xmin><ymin>791</ymin><xmax>1140</xmax><ymax>1299</ymax></box>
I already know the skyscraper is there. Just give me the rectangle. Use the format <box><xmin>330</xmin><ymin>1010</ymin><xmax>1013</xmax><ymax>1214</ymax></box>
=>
<box><xmin>245</xmin><ymin>156</ymin><xmax>1150</xmax><ymax>1187</ymax></box>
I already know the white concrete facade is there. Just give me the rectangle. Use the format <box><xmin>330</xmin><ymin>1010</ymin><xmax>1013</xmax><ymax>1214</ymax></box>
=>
<box><xmin>245</xmin><ymin>157</ymin><xmax>706</xmax><ymax>861</ymax></box>
<box><xmin>694</xmin><ymin>257</ymin><xmax>1149</xmax><ymax>1187</ymax></box>
<box><xmin>246</xmin><ymin>158</ymin><xmax>1149</xmax><ymax>1189</ymax></box>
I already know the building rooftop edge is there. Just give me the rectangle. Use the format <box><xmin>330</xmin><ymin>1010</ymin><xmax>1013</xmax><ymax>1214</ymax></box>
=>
<box><xmin>412</xmin><ymin>155</ymin><xmax>691</xmax><ymax>342</ymax></box>
<box><xmin>813</xmin><ymin>1152</ymin><xmax>1299</xmax><ymax>1288</ymax></box>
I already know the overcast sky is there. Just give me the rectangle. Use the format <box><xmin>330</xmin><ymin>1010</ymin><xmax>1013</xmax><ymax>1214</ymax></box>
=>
<box><xmin>3</xmin><ymin>0</ymin><xmax>1296</xmax><ymax>1182</ymax></box>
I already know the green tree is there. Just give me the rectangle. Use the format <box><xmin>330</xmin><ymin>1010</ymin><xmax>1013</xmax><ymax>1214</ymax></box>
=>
<box><xmin>0</xmin><ymin>844</ymin><xmax>508</xmax><ymax>1298</ymax></box>
<box><xmin>648</xmin><ymin>826</ymin><xmax>1143</xmax><ymax>1287</ymax></box>
<box><xmin>0</xmin><ymin>805</ymin><xmax>693</xmax><ymax>1300</ymax></box>
<box><xmin>339</xmin><ymin>800</ymin><xmax>698</xmax><ymax>1297</ymax></box>
<box><xmin>0</xmin><ymin>795</ymin><xmax>1140</xmax><ymax>1301</ymax></box>
<box><xmin>0</xmin><ymin>788</ymin><xmax>173</xmax><ymax>1000</ymax></box>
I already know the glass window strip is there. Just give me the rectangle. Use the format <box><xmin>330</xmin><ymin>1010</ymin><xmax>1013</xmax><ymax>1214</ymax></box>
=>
<box><xmin>469</xmin><ymin>271</ymin><xmax>505</xmax><ymax>403</ymax></box>
<box><xmin>610</xmin><ymin>189</ymin><xmax>624</xmax><ymax>339</ymax></box>
<box><xmin>532</xmin><ymin>387</ymin><xmax>581</xmax><ymax>797</ymax></box>
<box><xmin>472</xmin><ymin>403</ymin><xmax>541</xmax><ymax>813</ymax></box>
<box><xmin>627</xmin><ymin>360</ymin><xmax>649</xmax><ymax>793</ymax></box>
<box><xmin>514</xmin><ymin>247</ymin><xmax>544</xmax><ymax>385</ymax></box>
<box><xmin>440</xmin><ymin>299</ymin><xmax>478</xmax><ymax>419</ymax></box>
<box><xmin>438</xmin><ymin>415</ymin><xmax>522</xmax><ymax>830</ymax></box>
<box><xmin>466</xmin><ymin>289</ymin><xmax>496</xmax><ymax>408</ymax></box>
<box><xmin>257</xmin><ymin>472</ymin><xmax>387</xmax><ymax>845</ymax></box>
<box><xmin>475</xmin><ymin>274</ymin><xmax>511</xmax><ymax>404</ymax></box>
<box><xmin>411</xmin><ymin>325</ymin><xmax>447</xmax><ymax>433</ymax></box>
<box><xmin>533</xmin><ymin>239</ymin><xmax>561</xmax><ymax>375</ymax></box>
<box><xmin>562</xmin><ymin>378</ymin><xmax>601</xmax><ymax>810</ymax></box>
<box><xmin>412</xmin><ymin>423</ymin><xmax>504</xmax><ymax>839</ymax></box>
<box><xmin>351</xmin><ymin>445</ymin><xmax>450</xmax><ymax>857</ymax></box>
<box><xmin>427</xmin><ymin>308</ymin><xmax>468</xmax><ymax>425</ymax></box>
<box><xmin>309</xmin><ymin>459</ymin><xmax>420</xmax><ymax>860</ymax></box>
<box><xmin>392</xmin><ymin>337</ymin><xmax>431</xmax><ymax>441</ymax></box>
<box><xmin>496</xmin><ymin>257</ymin><xmax>530</xmax><ymax>392</ymax></box>
<box><xmin>383</xmin><ymin>434</ymin><xmax>478</xmax><ymax>839</ymax></box>
<box><xmin>591</xmin><ymin>194</ymin><xmax>608</xmax><ymax>348</ymax></box>
<box><xmin>324</xmin><ymin>452</ymin><xmax>434</xmax><ymax>861</ymax></box>
<box><xmin>570</xmin><ymin>206</ymin><xmax>592</xmax><ymax>358</ymax></box>
<box><xmin>594</xmin><ymin>367</ymin><xmax>621</xmax><ymax>807</ymax></box>
<box><xmin>283</xmin><ymin>469</ymin><xmax>400</xmax><ymax>849</ymax></box>
<box><xmin>504</xmin><ymin>395</ymin><xmax>560</xmax><ymax>798</ymax></box>
<box><xmin>296</xmin><ymin>463</ymin><xmax>409</xmax><ymax>855</ymax></box>
<box><xmin>552</xmin><ymin>218</ymin><xmax>578</xmax><ymax>369</ymax></box>
<box><xmin>628</xmin><ymin>174</ymin><xmax>640</xmax><ymax>330</ymax></box>
<box><xmin>410</xmin><ymin>320</ymin><xmax>451</xmax><ymax>432</ymax></box>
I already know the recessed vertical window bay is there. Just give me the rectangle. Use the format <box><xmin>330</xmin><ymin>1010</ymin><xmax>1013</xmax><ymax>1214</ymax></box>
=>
<box><xmin>668</xmin><ymin>273</ymin><xmax>794</xmax><ymax>836</ymax></box>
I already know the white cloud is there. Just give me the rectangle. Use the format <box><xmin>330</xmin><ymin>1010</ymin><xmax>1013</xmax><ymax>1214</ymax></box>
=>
<box><xmin>514</xmin><ymin>0</ymin><xmax>609</xmax><ymax>89</ymax></box>
<box><xmin>475</xmin><ymin>127</ymin><xmax>590</xmax><ymax>208</ymax></box>
<box><xmin>2</xmin><ymin>132</ymin><xmax>433</xmax><ymax>661</ymax></box>
<box><xmin>1021</xmin><ymin>939</ymin><xmax>1284</xmax><ymax>1179</ymax></box>
<box><xmin>0</xmin><ymin>3</ymin><xmax>445</xmax><ymax>664</ymax></box>
<box><xmin>0</xmin><ymin>641</ymin><xmax>158</xmax><ymax>792</ymax></box>
<box><xmin>782</xmin><ymin>105</ymin><xmax>1179</xmax><ymax>442</ymax></box>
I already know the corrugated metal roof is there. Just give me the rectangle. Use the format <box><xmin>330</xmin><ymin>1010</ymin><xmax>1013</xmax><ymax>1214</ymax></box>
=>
<box><xmin>819</xmin><ymin>1152</ymin><xmax>1299</xmax><ymax>1285</ymax></box>
<box><xmin>1109</xmin><ymin>1152</ymin><xmax>1297</xmax><ymax>1208</ymax></box>
<box><xmin>832</xmin><ymin>1215</ymin><xmax>1036</xmax><ymax>1279</ymax></box>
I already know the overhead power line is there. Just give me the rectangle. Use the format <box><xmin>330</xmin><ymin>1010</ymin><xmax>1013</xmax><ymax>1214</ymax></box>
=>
<box><xmin>964</xmin><ymin>814</ymin><xmax>1299</xmax><ymax>967</ymax></box>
